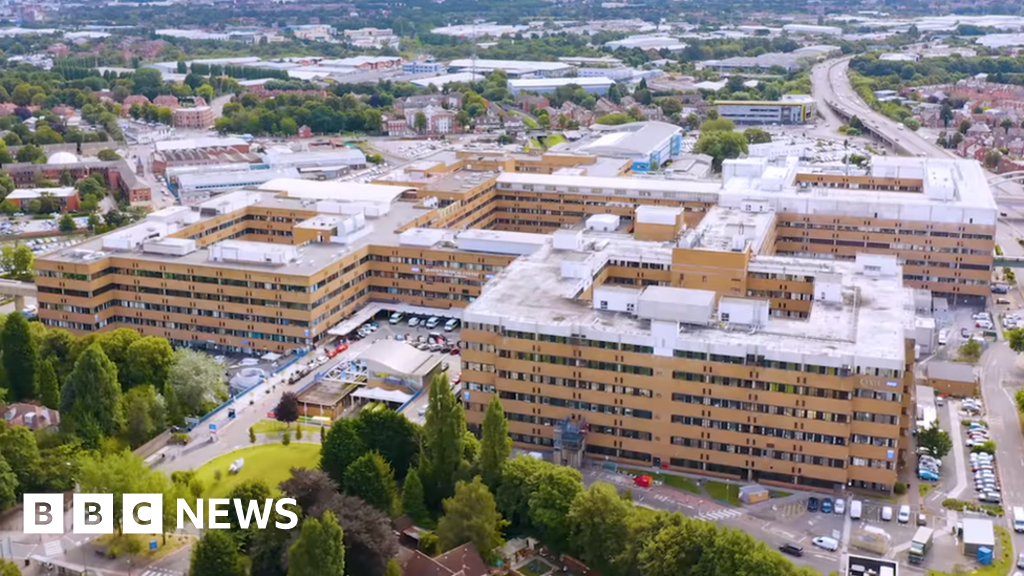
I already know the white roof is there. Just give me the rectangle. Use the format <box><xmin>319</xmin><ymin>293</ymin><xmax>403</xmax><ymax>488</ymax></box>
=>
<box><xmin>351</xmin><ymin>387</ymin><xmax>413</xmax><ymax>404</ymax></box>
<box><xmin>47</xmin><ymin>152</ymin><xmax>79</xmax><ymax>165</ymax></box>
<box><xmin>411</xmin><ymin>73</ymin><xmax>484</xmax><ymax>87</ymax></box>
<box><xmin>155</xmin><ymin>136</ymin><xmax>247</xmax><ymax>152</ymax></box>
<box><xmin>508</xmin><ymin>77</ymin><xmax>614</xmax><ymax>89</ymax></box>
<box><xmin>7</xmin><ymin>187</ymin><xmax>77</xmax><ymax>200</ymax></box>
<box><xmin>257</xmin><ymin>178</ymin><xmax>414</xmax><ymax>204</ymax></box>
<box><xmin>449</xmin><ymin>59</ymin><xmax>572</xmax><ymax>73</ymax></box>
<box><xmin>359</xmin><ymin>339</ymin><xmax>439</xmax><ymax>376</ymax></box>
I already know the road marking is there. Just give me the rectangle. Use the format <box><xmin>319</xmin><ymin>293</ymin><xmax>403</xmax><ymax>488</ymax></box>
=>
<box><xmin>698</xmin><ymin>509</ymin><xmax>742</xmax><ymax>521</ymax></box>
<box><xmin>42</xmin><ymin>540</ymin><xmax>63</xmax><ymax>557</ymax></box>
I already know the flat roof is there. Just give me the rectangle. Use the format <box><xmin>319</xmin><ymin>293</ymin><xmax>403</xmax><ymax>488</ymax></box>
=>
<box><xmin>449</xmin><ymin>58</ymin><xmax>573</xmax><ymax>72</ymax></box>
<box><xmin>508</xmin><ymin>77</ymin><xmax>614</xmax><ymax>88</ymax></box>
<box><xmin>7</xmin><ymin>187</ymin><xmax>77</xmax><ymax>199</ymax></box>
<box><xmin>464</xmin><ymin>232</ymin><xmax>913</xmax><ymax>369</ymax></box>
<box><xmin>360</xmin><ymin>339</ymin><xmax>441</xmax><ymax>376</ymax></box>
<box><xmin>496</xmin><ymin>171</ymin><xmax>722</xmax><ymax>196</ymax></box>
<box><xmin>155</xmin><ymin>136</ymin><xmax>247</xmax><ymax>152</ymax></box>
<box><xmin>410</xmin><ymin>73</ymin><xmax>484</xmax><ymax>87</ymax></box>
<box><xmin>687</xmin><ymin>205</ymin><xmax>775</xmax><ymax>253</ymax></box>
<box><xmin>926</xmin><ymin>361</ymin><xmax>977</xmax><ymax>383</ymax></box>
<box><xmin>257</xmin><ymin>179</ymin><xmax>414</xmax><ymax>204</ymax></box>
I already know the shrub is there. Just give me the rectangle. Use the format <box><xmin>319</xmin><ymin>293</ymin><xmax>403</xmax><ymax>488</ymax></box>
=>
<box><xmin>942</xmin><ymin>498</ymin><xmax>1002</xmax><ymax>516</ymax></box>
<box><xmin>894</xmin><ymin>481</ymin><xmax>907</xmax><ymax>495</ymax></box>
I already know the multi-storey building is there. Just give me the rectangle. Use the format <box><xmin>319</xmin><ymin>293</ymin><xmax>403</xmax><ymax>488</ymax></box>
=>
<box><xmin>33</xmin><ymin>149</ymin><xmax>997</xmax><ymax>491</ymax></box>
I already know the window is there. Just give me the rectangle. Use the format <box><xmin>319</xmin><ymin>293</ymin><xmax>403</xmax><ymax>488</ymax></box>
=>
<box><xmin>600</xmin><ymin>301</ymin><xmax>608</xmax><ymax>310</ymax></box>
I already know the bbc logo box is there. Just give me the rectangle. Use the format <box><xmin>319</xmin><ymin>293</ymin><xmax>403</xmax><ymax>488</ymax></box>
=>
<box><xmin>24</xmin><ymin>494</ymin><xmax>163</xmax><ymax>535</ymax></box>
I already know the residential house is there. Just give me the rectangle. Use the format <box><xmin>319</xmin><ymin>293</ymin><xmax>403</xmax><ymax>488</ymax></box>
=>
<box><xmin>122</xmin><ymin>95</ymin><xmax>151</xmax><ymax>115</ymax></box>
<box><xmin>396</xmin><ymin>543</ymin><xmax>488</xmax><ymax>576</ymax></box>
<box><xmin>398</xmin><ymin>94</ymin><xmax>462</xmax><ymax>115</ymax></box>
<box><xmin>154</xmin><ymin>95</ymin><xmax>181</xmax><ymax>110</ymax></box>
<box><xmin>515</xmin><ymin>94</ymin><xmax>549</xmax><ymax>113</ymax></box>
<box><xmin>594</xmin><ymin>97</ymin><xmax>624</xmax><ymax>115</ymax></box>
<box><xmin>966</xmin><ymin>123</ymin><xmax>992</xmax><ymax>138</ymax></box>
<box><xmin>3</xmin><ymin>403</ymin><xmax>60</xmax><ymax>431</ymax></box>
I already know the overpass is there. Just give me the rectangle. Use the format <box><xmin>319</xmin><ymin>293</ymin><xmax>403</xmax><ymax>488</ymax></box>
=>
<box><xmin>994</xmin><ymin>256</ymin><xmax>1024</xmax><ymax>268</ymax></box>
<box><xmin>0</xmin><ymin>278</ymin><xmax>36</xmax><ymax>310</ymax></box>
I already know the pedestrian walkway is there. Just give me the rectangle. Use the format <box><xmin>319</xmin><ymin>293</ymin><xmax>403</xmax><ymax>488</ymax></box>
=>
<box><xmin>139</xmin><ymin>569</ymin><xmax>184</xmax><ymax>576</ymax></box>
<box><xmin>698</xmin><ymin>508</ymin><xmax>743</xmax><ymax>522</ymax></box>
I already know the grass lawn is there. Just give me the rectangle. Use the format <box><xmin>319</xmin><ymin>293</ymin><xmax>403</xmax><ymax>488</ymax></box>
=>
<box><xmin>251</xmin><ymin>419</ymin><xmax>315</xmax><ymax>436</ymax></box>
<box><xmin>94</xmin><ymin>533</ymin><xmax>194</xmax><ymax>561</ymax></box>
<box><xmin>193</xmin><ymin>443</ymin><xmax>319</xmax><ymax>498</ymax></box>
<box><xmin>919</xmin><ymin>484</ymin><xmax>934</xmax><ymax>498</ymax></box>
<box><xmin>622</xmin><ymin>468</ymin><xmax>701</xmax><ymax>495</ymax></box>
<box><xmin>542</xmin><ymin>133</ymin><xmax>566</xmax><ymax>148</ymax></box>
<box><xmin>770</xmin><ymin>490</ymin><xmax>793</xmax><ymax>498</ymax></box>
<box><xmin>705</xmin><ymin>481</ymin><xmax>742</xmax><ymax>506</ymax></box>
<box><xmin>510</xmin><ymin>110</ymin><xmax>539</xmax><ymax>129</ymax></box>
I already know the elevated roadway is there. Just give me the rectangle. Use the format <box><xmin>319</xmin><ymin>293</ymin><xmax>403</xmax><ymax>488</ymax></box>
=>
<box><xmin>0</xmin><ymin>278</ymin><xmax>36</xmax><ymax>310</ymax></box>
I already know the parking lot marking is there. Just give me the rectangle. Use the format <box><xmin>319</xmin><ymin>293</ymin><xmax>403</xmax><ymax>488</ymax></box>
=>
<box><xmin>698</xmin><ymin>509</ymin><xmax>742</xmax><ymax>521</ymax></box>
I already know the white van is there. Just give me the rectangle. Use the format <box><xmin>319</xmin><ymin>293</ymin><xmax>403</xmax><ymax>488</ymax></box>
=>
<box><xmin>850</xmin><ymin>499</ymin><xmax>863</xmax><ymax>520</ymax></box>
<box><xmin>1014</xmin><ymin>507</ymin><xmax>1024</xmax><ymax>533</ymax></box>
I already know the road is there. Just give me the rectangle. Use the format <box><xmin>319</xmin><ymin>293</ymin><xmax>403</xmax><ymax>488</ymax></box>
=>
<box><xmin>811</xmin><ymin>58</ymin><xmax>954</xmax><ymax>160</ymax></box>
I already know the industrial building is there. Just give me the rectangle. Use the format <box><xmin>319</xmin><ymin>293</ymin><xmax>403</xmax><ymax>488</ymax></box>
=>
<box><xmin>507</xmin><ymin>77</ymin><xmax>615</xmax><ymax>96</ymax></box>
<box><xmin>604</xmin><ymin>34</ymin><xmax>688</xmax><ymax>52</ymax></box>
<box><xmin>448</xmin><ymin>59</ymin><xmax>575</xmax><ymax>78</ymax></box>
<box><xmin>579</xmin><ymin>121</ymin><xmax>683</xmax><ymax>171</ymax></box>
<box><xmin>715</xmin><ymin>95</ymin><xmax>817</xmax><ymax>125</ymax></box>
<box><xmin>172</xmin><ymin>167</ymin><xmax>302</xmax><ymax>205</ymax></box>
<box><xmin>34</xmin><ymin>150</ymin><xmax>997</xmax><ymax>492</ymax></box>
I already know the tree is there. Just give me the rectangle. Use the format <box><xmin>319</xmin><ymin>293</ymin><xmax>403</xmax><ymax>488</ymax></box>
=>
<box><xmin>2</xmin><ymin>312</ymin><xmax>36</xmax><ymax>400</ymax></box>
<box><xmin>700</xmin><ymin>118</ymin><xmax>735</xmax><ymax>132</ymax></box>
<box><xmin>414</xmin><ymin>111</ymin><xmax>428</xmax><ymax>134</ymax></box>
<box><xmin>478</xmin><ymin>397</ymin><xmax>510</xmax><ymax>490</ymax></box>
<box><xmin>58</xmin><ymin>168</ymin><xmax>75</xmax><ymax>187</ymax></box>
<box><xmin>124</xmin><ymin>385</ymin><xmax>166</xmax><ymax>448</ymax></box>
<box><xmin>168</xmin><ymin>349</ymin><xmax>227</xmax><ymax>416</ymax></box>
<box><xmin>694</xmin><ymin>131</ymin><xmax>749</xmax><ymax>172</ymax></box>
<box><xmin>320</xmin><ymin>418</ymin><xmax>366</xmax><ymax>489</ymax></box>
<box><xmin>596</xmin><ymin>113</ymin><xmax>631</xmax><ymax>126</ymax></box>
<box><xmin>11</xmin><ymin>245</ymin><xmax>32</xmax><ymax>278</ymax></box>
<box><xmin>401</xmin><ymin>468</ymin><xmax>430</xmax><ymax>526</ymax></box>
<box><xmin>249</xmin><ymin>426</ymin><xmax>257</xmax><ymax>444</ymax></box>
<box><xmin>60</xmin><ymin>344</ymin><xmax>124</xmax><ymax>445</ymax></box>
<box><xmin>310</xmin><ymin>493</ymin><xmax>398</xmax><ymax>576</ymax></box>
<box><xmin>226</xmin><ymin>479</ymin><xmax>272</xmax><ymax>549</ymax></box>
<box><xmin>959</xmin><ymin>119</ymin><xmax>972</xmax><ymax>134</ymax></box>
<box><xmin>0</xmin><ymin>425</ymin><xmax>40</xmax><ymax>495</ymax></box>
<box><xmin>0</xmin><ymin>456</ymin><xmax>17</xmax><ymax>511</ymax></box>
<box><xmin>529</xmin><ymin>465</ymin><xmax>583</xmax><ymax>550</ymax></box>
<box><xmin>1008</xmin><ymin>328</ymin><xmax>1024</xmax><ymax>353</ymax></box>
<box><xmin>345</xmin><ymin>451</ymin><xmax>398</xmax><ymax>517</ymax></box>
<box><xmin>384</xmin><ymin>559</ymin><xmax>401</xmax><ymax>576</ymax></box>
<box><xmin>568</xmin><ymin>483</ymin><xmax>635</xmax><ymax>573</ymax></box>
<box><xmin>940</xmin><ymin>104</ymin><xmax>954</xmax><ymax>129</ymax></box>
<box><xmin>422</xmin><ymin>373</ymin><xmax>466</xmax><ymax>510</ymax></box>
<box><xmin>436</xmin><ymin>476</ymin><xmax>507</xmax><ymax>564</ymax></box>
<box><xmin>743</xmin><ymin>127</ymin><xmax>772</xmax><ymax>144</ymax></box>
<box><xmin>275</xmin><ymin>392</ymin><xmax>300</xmax><ymax>427</ymax></box>
<box><xmin>190</xmin><ymin>529</ymin><xmax>246</xmax><ymax>576</ymax></box>
<box><xmin>0</xmin><ymin>201</ymin><xmax>15</xmax><ymax>216</ymax></box>
<box><xmin>984</xmin><ymin>149</ymin><xmax>1002</xmax><ymax>170</ymax></box>
<box><xmin>283</xmin><ymin>430</ymin><xmax>291</xmax><ymax>446</ymax></box>
<box><xmin>125</xmin><ymin>336</ymin><xmax>174</xmax><ymax>391</ymax></box>
<box><xmin>58</xmin><ymin>213</ymin><xmax>76</xmax><ymax>233</ymax></box>
<box><xmin>495</xmin><ymin>455</ymin><xmax>547</xmax><ymax>531</ymax></box>
<box><xmin>1001</xmin><ymin>118</ymin><xmax>1015</xmax><ymax>133</ymax></box>
<box><xmin>959</xmin><ymin>339</ymin><xmax>982</xmax><ymax>363</ymax></box>
<box><xmin>289</xmin><ymin>511</ymin><xmax>346</xmax><ymax>576</ymax></box>
<box><xmin>98</xmin><ymin>328</ymin><xmax>140</xmax><ymax>383</ymax></box>
<box><xmin>78</xmin><ymin>450</ymin><xmax>155</xmax><ymax>534</ymax></box>
<box><xmin>37</xmin><ymin>358</ymin><xmax>59</xmax><ymax>408</ymax></box>
<box><xmin>358</xmin><ymin>408</ymin><xmax>419</xmax><ymax>479</ymax></box>
<box><xmin>917</xmin><ymin>421</ymin><xmax>953</xmax><ymax>460</ymax></box>
<box><xmin>280</xmin><ymin>468</ymin><xmax>339</xmax><ymax>515</ymax></box>
<box><xmin>15</xmin><ymin>145</ymin><xmax>44</xmax><ymax>164</ymax></box>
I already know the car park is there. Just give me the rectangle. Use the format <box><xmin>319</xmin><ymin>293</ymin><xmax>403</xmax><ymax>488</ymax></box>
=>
<box><xmin>408</xmin><ymin>317</ymin><xmax>421</xmax><ymax>327</ymax></box>
<box><xmin>444</xmin><ymin>318</ymin><xmax>460</xmax><ymax>332</ymax></box>
<box><xmin>425</xmin><ymin>316</ymin><xmax>440</xmax><ymax>329</ymax></box>
<box><xmin>835</xmin><ymin>498</ymin><xmax>846</xmax><ymax>515</ymax></box>
<box><xmin>389</xmin><ymin>312</ymin><xmax>404</xmax><ymax>324</ymax></box>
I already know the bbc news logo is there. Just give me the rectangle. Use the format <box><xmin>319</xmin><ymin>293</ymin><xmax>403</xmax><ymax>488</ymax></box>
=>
<box><xmin>24</xmin><ymin>494</ymin><xmax>299</xmax><ymax>534</ymax></box>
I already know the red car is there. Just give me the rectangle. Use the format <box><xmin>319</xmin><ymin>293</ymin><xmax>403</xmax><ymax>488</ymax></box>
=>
<box><xmin>326</xmin><ymin>343</ymin><xmax>349</xmax><ymax>358</ymax></box>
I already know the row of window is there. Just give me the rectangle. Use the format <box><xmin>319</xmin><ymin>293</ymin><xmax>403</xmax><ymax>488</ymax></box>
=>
<box><xmin>495</xmin><ymin>371</ymin><xmax>654</xmax><ymax>397</ymax></box>
<box><xmin>671</xmin><ymin>393</ymin><xmax>851</xmax><ymax>423</ymax></box>
<box><xmin>496</xmin><ymin>391</ymin><xmax>653</xmax><ymax>419</ymax></box>
<box><xmin>669</xmin><ymin>414</ymin><xmax>847</xmax><ymax>446</ymax></box>
<box><xmin>779</xmin><ymin>221</ymin><xmax>993</xmax><ymax>241</ymax></box>
<box><xmin>500</xmin><ymin>350</ymin><xmax>654</xmax><ymax>375</ymax></box>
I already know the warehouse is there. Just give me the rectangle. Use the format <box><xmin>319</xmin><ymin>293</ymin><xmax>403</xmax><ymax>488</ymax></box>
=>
<box><xmin>448</xmin><ymin>58</ymin><xmax>574</xmax><ymax>78</ymax></box>
<box><xmin>173</xmin><ymin>167</ymin><xmax>301</xmax><ymax>205</ymax></box>
<box><xmin>578</xmin><ymin>121</ymin><xmax>683</xmax><ymax>171</ymax></box>
<box><xmin>716</xmin><ymin>95</ymin><xmax>817</xmax><ymax>125</ymax></box>
<box><xmin>507</xmin><ymin>77</ymin><xmax>614</xmax><ymax>96</ymax></box>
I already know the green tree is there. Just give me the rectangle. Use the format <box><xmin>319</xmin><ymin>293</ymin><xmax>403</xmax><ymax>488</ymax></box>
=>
<box><xmin>190</xmin><ymin>529</ymin><xmax>246</xmax><ymax>576</ymax></box>
<box><xmin>743</xmin><ymin>127</ymin><xmax>772</xmax><ymax>144</ymax></box>
<box><xmin>528</xmin><ymin>465</ymin><xmax>583</xmax><ymax>549</ymax></box>
<box><xmin>1008</xmin><ymin>327</ymin><xmax>1024</xmax><ymax>353</ymax></box>
<box><xmin>97</xmin><ymin>149</ymin><xmax>121</xmax><ymax>161</ymax></box>
<box><xmin>421</xmin><ymin>372</ymin><xmax>467</xmax><ymax>511</ymax></box>
<box><xmin>60</xmin><ymin>344</ymin><xmax>124</xmax><ymax>445</ymax></box>
<box><xmin>288</xmin><ymin>511</ymin><xmax>346</xmax><ymax>576</ymax></box>
<box><xmin>11</xmin><ymin>245</ymin><xmax>32</xmax><ymax>278</ymax></box>
<box><xmin>917</xmin><ymin>421</ymin><xmax>953</xmax><ymax>460</ymax></box>
<box><xmin>15</xmin><ymin>145</ymin><xmax>44</xmax><ymax>164</ymax></box>
<box><xmin>98</xmin><ymin>328</ymin><xmax>140</xmax><ymax>384</ymax></box>
<box><xmin>320</xmin><ymin>417</ymin><xmax>366</xmax><ymax>489</ymax></box>
<box><xmin>401</xmin><ymin>467</ymin><xmax>431</xmax><ymax>526</ymax></box>
<box><xmin>0</xmin><ymin>455</ymin><xmax>17</xmax><ymax>511</ymax></box>
<box><xmin>414</xmin><ymin>111</ymin><xmax>428</xmax><ymax>134</ymax></box>
<box><xmin>2</xmin><ymin>312</ymin><xmax>36</xmax><ymax>400</ymax></box>
<box><xmin>124</xmin><ymin>385</ymin><xmax>166</xmax><ymax>448</ymax></box>
<box><xmin>495</xmin><ymin>455</ymin><xmax>547</xmax><ymax>530</ymax></box>
<box><xmin>282</xmin><ymin>429</ymin><xmax>291</xmax><ymax>446</ymax></box>
<box><xmin>345</xmin><ymin>451</ymin><xmax>398</xmax><ymax>517</ymax></box>
<box><xmin>226</xmin><ymin>479</ymin><xmax>272</xmax><ymax>549</ymax></box>
<box><xmin>959</xmin><ymin>339</ymin><xmax>982</xmax><ymax>363</ymax></box>
<box><xmin>959</xmin><ymin>119</ymin><xmax>972</xmax><ymax>134</ymax></box>
<box><xmin>250</xmin><ymin>427</ymin><xmax>257</xmax><ymax>444</ymax></box>
<box><xmin>700</xmin><ymin>118</ymin><xmax>736</xmax><ymax>132</ymax></box>
<box><xmin>940</xmin><ymin>104</ymin><xmax>954</xmax><ymax>128</ymax></box>
<box><xmin>0</xmin><ymin>201</ymin><xmax>16</xmax><ymax>215</ymax></box>
<box><xmin>124</xmin><ymin>336</ymin><xmax>175</xmax><ymax>391</ymax></box>
<box><xmin>275</xmin><ymin>392</ymin><xmax>300</xmax><ymax>427</ymax></box>
<box><xmin>358</xmin><ymin>408</ymin><xmax>419</xmax><ymax>479</ymax></box>
<box><xmin>79</xmin><ymin>450</ymin><xmax>155</xmax><ymax>534</ymax></box>
<box><xmin>478</xmin><ymin>397</ymin><xmax>510</xmax><ymax>490</ymax></box>
<box><xmin>567</xmin><ymin>482</ymin><xmax>632</xmax><ymax>573</ymax></box>
<box><xmin>58</xmin><ymin>168</ymin><xmax>75</xmax><ymax>187</ymax></box>
<box><xmin>436</xmin><ymin>476</ymin><xmax>507</xmax><ymax>564</ymax></box>
<box><xmin>694</xmin><ymin>130</ymin><xmax>749</xmax><ymax>172</ymax></box>
<box><xmin>168</xmin><ymin>349</ymin><xmax>227</xmax><ymax>416</ymax></box>
<box><xmin>384</xmin><ymin>559</ymin><xmax>401</xmax><ymax>576</ymax></box>
<box><xmin>596</xmin><ymin>113</ymin><xmax>631</xmax><ymax>126</ymax></box>
<box><xmin>0</xmin><ymin>425</ymin><xmax>40</xmax><ymax>495</ymax></box>
<box><xmin>37</xmin><ymin>358</ymin><xmax>59</xmax><ymax>408</ymax></box>
<box><xmin>58</xmin><ymin>213</ymin><xmax>76</xmax><ymax>233</ymax></box>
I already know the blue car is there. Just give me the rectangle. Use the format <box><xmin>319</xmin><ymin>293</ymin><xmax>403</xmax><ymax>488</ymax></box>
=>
<box><xmin>822</xmin><ymin>498</ymin><xmax>833</xmax><ymax>514</ymax></box>
<box><xmin>807</xmin><ymin>497</ymin><xmax>819</xmax><ymax>512</ymax></box>
<box><xmin>919</xmin><ymin>469</ymin><xmax>940</xmax><ymax>481</ymax></box>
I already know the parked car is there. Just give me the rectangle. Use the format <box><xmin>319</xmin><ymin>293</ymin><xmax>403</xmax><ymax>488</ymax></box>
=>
<box><xmin>881</xmin><ymin>506</ymin><xmax>893</xmax><ymax>522</ymax></box>
<box><xmin>425</xmin><ymin>316</ymin><xmax>440</xmax><ymax>329</ymax></box>
<box><xmin>812</xmin><ymin>537</ymin><xmax>839</xmax><ymax>552</ymax></box>
<box><xmin>408</xmin><ymin>317</ymin><xmax>421</xmax><ymax>327</ymax></box>
<box><xmin>898</xmin><ymin>505</ymin><xmax>911</xmax><ymax>523</ymax></box>
<box><xmin>807</xmin><ymin>497</ymin><xmax>819</xmax><ymax>513</ymax></box>
<box><xmin>938</xmin><ymin>329</ymin><xmax>949</xmax><ymax>345</ymax></box>
<box><xmin>389</xmin><ymin>312</ymin><xmax>404</xmax><ymax>324</ymax></box>
<box><xmin>919</xmin><ymin>469</ymin><xmax>940</xmax><ymax>481</ymax></box>
<box><xmin>822</xmin><ymin>498</ymin><xmax>833</xmax><ymax>514</ymax></box>
<box><xmin>778</xmin><ymin>544</ymin><xmax>804</xmax><ymax>557</ymax></box>
<box><xmin>835</xmin><ymin>498</ymin><xmax>846</xmax><ymax>515</ymax></box>
<box><xmin>961</xmin><ymin>327</ymin><xmax>971</xmax><ymax>338</ymax></box>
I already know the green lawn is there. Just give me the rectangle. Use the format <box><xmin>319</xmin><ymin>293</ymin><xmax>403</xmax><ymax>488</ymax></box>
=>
<box><xmin>705</xmin><ymin>481</ymin><xmax>742</xmax><ymax>505</ymax></box>
<box><xmin>510</xmin><ymin>110</ymin><xmax>539</xmax><ymax>129</ymax></box>
<box><xmin>251</xmin><ymin>419</ymin><xmax>315</xmax><ymax>436</ymax></box>
<box><xmin>622</xmin><ymin>468</ymin><xmax>701</xmax><ymax>495</ymax></box>
<box><xmin>542</xmin><ymin>133</ymin><xmax>567</xmax><ymax>148</ymax></box>
<box><xmin>193</xmin><ymin>443</ymin><xmax>319</xmax><ymax>498</ymax></box>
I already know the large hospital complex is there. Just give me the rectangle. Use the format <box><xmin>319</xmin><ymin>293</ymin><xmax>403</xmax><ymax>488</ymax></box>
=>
<box><xmin>34</xmin><ymin>128</ymin><xmax>997</xmax><ymax>493</ymax></box>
